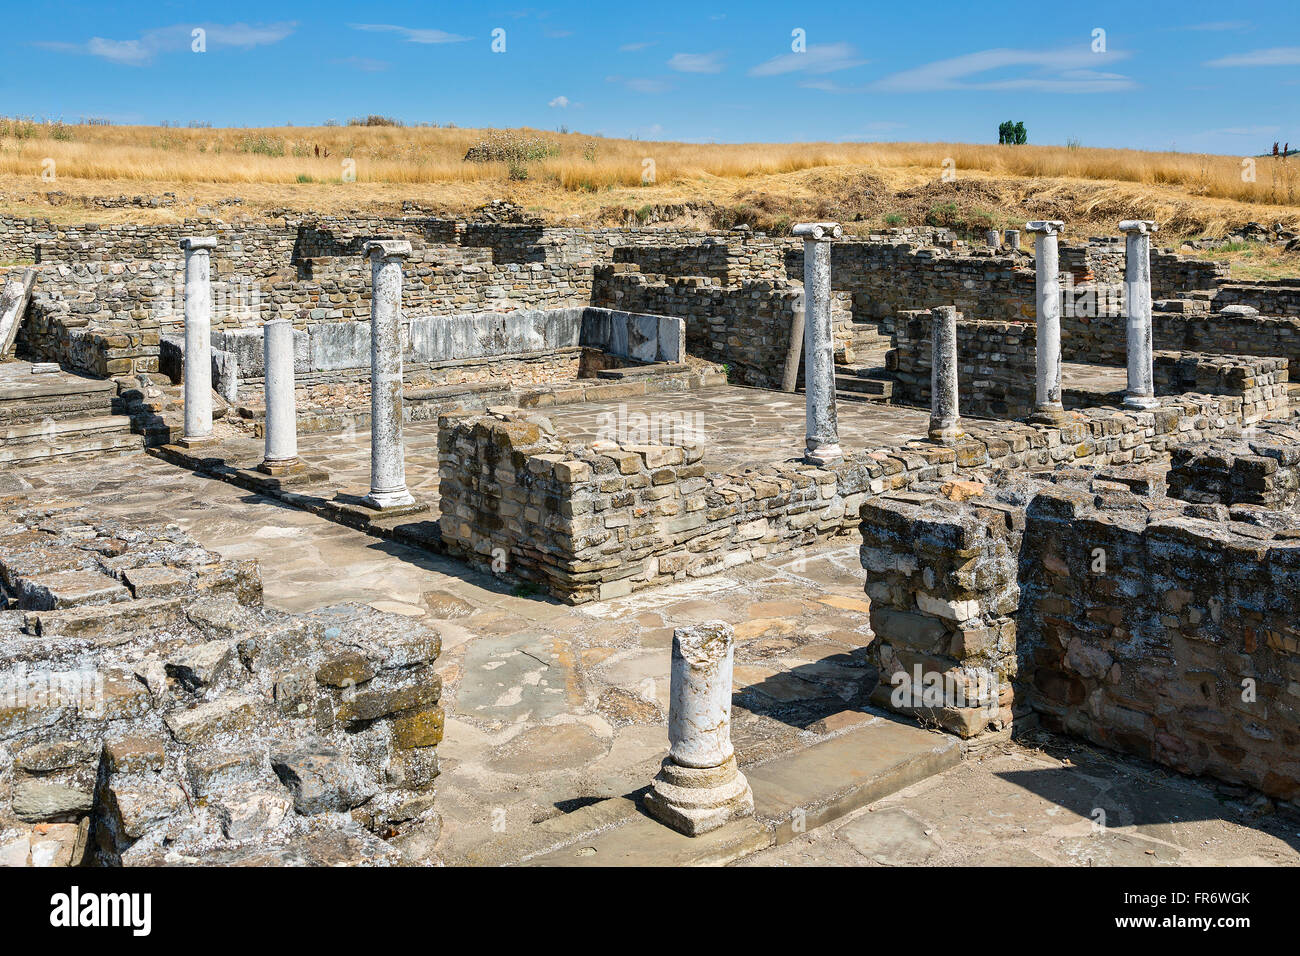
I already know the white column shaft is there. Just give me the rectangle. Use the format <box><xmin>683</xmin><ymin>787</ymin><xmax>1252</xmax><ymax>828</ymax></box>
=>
<box><xmin>262</xmin><ymin>319</ymin><xmax>298</xmax><ymax>465</ymax></box>
<box><xmin>1120</xmin><ymin>221</ymin><xmax>1159</xmax><ymax>410</ymax></box>
<box><xmin>366</xmin><ymin>246</ymin><xmax>414</xmax><ymax>507</ymax></box>
<box><xmin>182</xmin><ymin>246</ymin><xmax>213</xmax><ymax>441</ymax></box>
<box><xmin>1035</xmin><ymin>232</ymin><xmax>1063</xmax><ymax>414</ymax></box>
<box><xmin>667</xmin><ymin>622</ymin><xmax>737</xmax><ymax>768</ymax></box>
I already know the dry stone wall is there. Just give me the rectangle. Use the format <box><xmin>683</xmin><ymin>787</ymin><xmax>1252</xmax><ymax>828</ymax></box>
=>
<box><xmin>437</xmin><ymin>387</ymin><xmax>1295</xmax><ymax>604</ymax></box>
<box><xmin>858</xmin><ymin>458</ymin><xmax>1300</xmax><ymax>808</ymax></box>
<box><xmin>0</xmin><ymin>499</ymin><xmax>443</xmax><ymax>866</ymax></box>
<box><xmin>1019</xmin><ymin>480</ymin><xmax>1300</xmax><ymax>805</ymax></box>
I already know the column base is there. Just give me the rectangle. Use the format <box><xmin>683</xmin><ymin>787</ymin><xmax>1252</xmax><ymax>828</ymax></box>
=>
<box><xmin>928</xmin><ymin>422</ymin><xmax>964</xmax><ymax>444</ymax></box>
<box><xmin>178</xmin><ymin>434</ymin><xmax>217</xmax><ymax>449</ymax></box>
<box><xmin>803</xmin><ymin>441</ymin><xmax>843</xmax><ymax>466</ymax></box>
<box><xmin>643</xmin><ymin>754</ymin><xmax>754</xmax><ymax>837</ymax></box>
<box><xmin>363</xmin><ymin>488</ymin><xmax>417</xmax><ymax>511</ymax></box>
<box><xmin>1123</xmin><ymin>395</ymin><xmax>1160</xmax><ymax>411</ymax></box>
<box><xmin>1027</xmin><ymin>406</ymin><xmax>1070</xmax><ymax>425</ymax></box>
<box><xmin>257</xmin><ymin>457</ymin><xmax>302</xmax><ymax>477</ymax></box>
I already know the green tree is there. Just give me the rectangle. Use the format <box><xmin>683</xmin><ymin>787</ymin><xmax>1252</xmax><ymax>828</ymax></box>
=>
<box><xmin>1013</xmin><ymin>121</ymin><xmax>1028</xmax><ymax>145</ymax></box>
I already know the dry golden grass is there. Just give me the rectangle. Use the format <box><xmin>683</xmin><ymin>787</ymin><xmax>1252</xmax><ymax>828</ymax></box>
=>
<box><xmin>3</xmin><ymin>120</ymin><xmax>1297</xmax><ymax>199</ymax></box>
<box><xmin>3</xmin><ymin>121</ymin><xmax>1300</xmax><ymax>258</ymax></box>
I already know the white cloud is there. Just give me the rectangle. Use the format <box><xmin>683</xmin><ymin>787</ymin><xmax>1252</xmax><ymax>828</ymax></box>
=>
<box><xmin>548</xmin><ymin>95</ymin><xmax>570</xmax><ymax>108</ymax></box>
<box><xmin>1205</xmin><ymin>47</ymin><xmax>1300</xmax><ymax>67</ymax></box>
<box><xmin>749</xmin><ymin>43</ymin><xmax>867</xmax><ymax>77</ymax></box>
<box><xmin>668</xmin><ymin>51</ymin><xmax>724</xmax><ymax>73</ymax></box>
<box><xmin>37</xmin><ymin>22</ymin><xmax>296</xmax><ymax>65</ymax></box>
<box><xmin>349</xmin><ymin>23</ymin><xmax>470</xmax><ymax>44</ymax></box>
<box><xmin>872</xmin><ymin>47</ymin><xmax>1134</xmax><ymax>93</ymax></box>
<box><xmin>620</xmin><ymin>41</ymin><xmax>656</xmax><ymax>52</ymax></box>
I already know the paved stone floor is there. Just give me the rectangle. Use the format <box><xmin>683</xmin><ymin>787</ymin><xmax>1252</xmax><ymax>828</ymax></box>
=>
<box><xmin>1062</xmin><ymin>361</ymin><xmax>1128</xmax><ymax>395</ymax></box>
<box><xmin>740</xmin><ymin>736</ymin><xmax>1300</xmax><ymax>867</ymax></box>
<box><xmin>207</xmin><ymin>384</ymin><xmax>935</xmax><ymax>500</ymax></box>
<box><xmin>5</xmin><ymin>449</ymin><xmax>1298</xmax><ymax>867</ymax></box>
<box><xmin>539</xmin><ymin>385</ymin><xmax>932</xmax><ymax>470</ymax></box>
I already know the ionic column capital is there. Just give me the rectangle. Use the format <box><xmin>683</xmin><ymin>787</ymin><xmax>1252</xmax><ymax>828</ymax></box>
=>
<box><xmin>363</xmin><ymin>239</ymin><xmax>413</xmax><ymax>259</ymax></box>
<box><xmin>180</xmin><ymin>236</ymin><xmax>218</xmax><ymax>252</ymax></box>
<box><xmin>1025</xmin><ymin>220</ymin><xmax>1064</xmax><ymax>236</ymax></box>
<box><xmin>792</xmin><ymin>221</ymin><xmax>843</xmax><ymax>242</ymax></box>
<box><xmin>1118</xmin><ymin>220</ymin><xmax>1158</xmax><ymax>235</ymax></box>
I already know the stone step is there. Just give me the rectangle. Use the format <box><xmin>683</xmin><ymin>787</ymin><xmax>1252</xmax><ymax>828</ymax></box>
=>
<box><xmin>517</xmin><ymin>715</ymin><xmax>961</xmax><ymax>867</ymax></box>
<box><xmin>834</xmin><ymin>373</ymin><xmax>895</xmax><ymax>399</ymax></box>
<box><xmin>0</xmin><ymin>415</ymin><xmax>143</xmax><ymax>466</ymax></box>
<box><xmin>0</xmin><ymin>364</ymin><xmax>117</xmax><ymax>425</ymax></box>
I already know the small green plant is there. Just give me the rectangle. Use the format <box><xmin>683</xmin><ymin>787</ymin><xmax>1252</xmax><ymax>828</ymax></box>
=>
<box><xmin>464</xmin><ymin>129</ymin><xmax>561</xmax><ymax>164</ymax></box>
<box><xmin>296</xmin><ymin>173</ymin><xmax>314</xmax><ymax>183</ymax></box>
<box><xmin>508</xmin><ymin>162</ymin><xmax>529</xmax><ymax>181</ymax></box>
<box><xmin>884</xmin><ymin>212</ymin><xmax>905</xmax><ymax>226</ymax></box>
<box><xmin>237</xmin><ymin>133</ymin><xmax>285</xmax><ymax>157</ymax></box>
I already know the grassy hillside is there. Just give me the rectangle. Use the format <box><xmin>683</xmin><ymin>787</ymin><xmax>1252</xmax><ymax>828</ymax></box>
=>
<box><xmin>2</xmin><ymin>121</ymin><xmax>1299</xmax><ymax>255</ymax></box>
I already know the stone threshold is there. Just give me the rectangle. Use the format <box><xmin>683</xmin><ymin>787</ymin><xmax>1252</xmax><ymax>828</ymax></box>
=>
<box><xmin>459</xmin><ymin>713</ymin><xmax>960</xmax><ymax>867</ymax></box>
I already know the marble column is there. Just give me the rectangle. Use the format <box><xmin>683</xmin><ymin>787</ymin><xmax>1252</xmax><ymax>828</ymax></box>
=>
<box><xmin>985</xmin><ymin>228</ymin><xmax>1001</xmax><ymax>250</ymax></box>
<box><xmin>644</xmin><ymin>622</ymin><xmax>753</xmax><ymax>836</ymax></box>
<box><xmin>258</xmin><ymin>319</ymin><xmax>300</xmax><ymax>475</ymax></box>
<box><xmin>179</xmin><ymin>237</ymin><xmax>218</xmax><ymax>447</ymax></box>
<box><xmin>1004</xmin><ymin>229</ymin><xmax>1021</xmax><ymax>253</ymax></box>
<box><xmin>928</xmin><ymin>306</ymin><xmax>963</xmax><ymax>443</ymax></box>
<box><xmin>1119</xmin><ymin>220</ymin><xmax>1160</xmax><ymax>410</ymax></box>
<box><xmin>364</xmin><ymin>240</ymin><xmax>415</xmax><ymax>509</ymax></box>
<box><xmin>792</xmin><ymin>221</ymin><xmax>843</xmax><ymax>465</ymax></box>
<box><xmin>1027</xmin><ymin>220</ymin><xmax>1067</xmax><ymax>423</ymax></box>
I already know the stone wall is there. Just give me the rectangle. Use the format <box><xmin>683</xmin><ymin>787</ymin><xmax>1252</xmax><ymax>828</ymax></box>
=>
<box><xmin>828</xmin><ymin>244</ymin><xmax>1035</xmax><ymax>328</ymax></box>
<box><xmin>893</xmin><ymin>308</ymin><xmax>1291</xmax><ymax>422</ymax></box>
<box><xmin>592</xmin><ymin>265</ymin><xmax>851</xmax><ymax>388</ymax></box>
<box><xmin>858</xmin><ymin>491</ymin><xmax>1021</xmax><ymax>737</ymax></box>
<box><xmin>1213</xmin><ymin>282</ymin><xmax>1300</xmax><ymax>317</ymax></box>
<box><xmin>1168</xmin><ymin>428</ymin><xmax>1300</xmax><ymax>508</ymax></box>
<box><xmin>1019</xmin><ymin>481</ymin><xmax>1300</xmax><ymax>804</ymax></box>
<box><xmin>893</xmin><ymin>310</ymin><xmax>1038</xmax><ymax>418</ymax></box>
<box><xmin>858</xmin><ymin>464</ymin><xmax>1300</xmax><ymax>807</ymax></box>
<box><xmin>436</xmin><ymin>386</ymin><xmax>1294</xmax><ymax>604</ymax></box>
<box><xmin>0</xmin><ymin>499</ymin><xmax>442</xmax><ymax>866</ymax></box>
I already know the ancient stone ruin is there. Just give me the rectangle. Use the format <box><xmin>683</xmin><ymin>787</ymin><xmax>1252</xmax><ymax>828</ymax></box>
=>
<box><xmin>2</xmin><ymin>207</ymin><xmax>1300</xmax><ymax>866</ymax></box>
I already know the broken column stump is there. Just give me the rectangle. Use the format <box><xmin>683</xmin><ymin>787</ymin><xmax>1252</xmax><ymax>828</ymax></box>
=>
<box><xmin>644</xmin><ymin>621</ymin><xmax>753</xmax><ymax>836</ymax></box>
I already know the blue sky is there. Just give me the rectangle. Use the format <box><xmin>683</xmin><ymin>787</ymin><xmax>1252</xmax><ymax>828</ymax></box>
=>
<box><xmin>3</xmin><ymin>1</ymin><xmax>1297</xmax><ymax>154</ymax></box>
